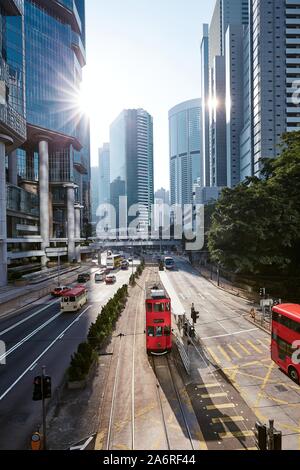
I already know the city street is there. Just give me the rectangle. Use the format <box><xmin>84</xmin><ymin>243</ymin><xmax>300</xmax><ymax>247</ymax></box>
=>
<box><xmin>0</xmin><ymin>264</ymin><xmax>136</xmax><ymax>450</ymax></box>
<box><xmin>166</xmin><ymin>258</ymin><xmax>300</xmax><ymax>450</ymax></box>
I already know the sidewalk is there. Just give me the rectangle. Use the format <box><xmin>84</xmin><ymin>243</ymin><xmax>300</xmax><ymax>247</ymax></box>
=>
<box><xmin>0</xmin><ymin>263</ymin><xmax>98</xmax><ymax>319</ymax></box>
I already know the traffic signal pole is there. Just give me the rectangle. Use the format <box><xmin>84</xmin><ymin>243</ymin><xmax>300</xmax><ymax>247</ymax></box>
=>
<box><xmin>42</xmin><ymin>366</ymin><xmax>47</xmax><ymax>450</ymax></box>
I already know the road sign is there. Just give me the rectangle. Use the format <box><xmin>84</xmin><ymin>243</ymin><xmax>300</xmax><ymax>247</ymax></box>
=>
<box><xmin>31</xmin><ymin>432</ymin><xmax>41</xmax><ymax>451</ymax></box>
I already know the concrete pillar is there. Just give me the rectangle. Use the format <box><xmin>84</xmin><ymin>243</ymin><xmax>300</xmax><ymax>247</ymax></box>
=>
<box><xmin>74</xmin><ymin>204</ymin><xmax>82</xmax><ymax>263</ymax></box>
<box><xmin>8</xmin><ymin>150</ymin><xmax>18</xmax><ymax>186</ymax></box>
<box><xmin>65</xmin><ymin>184</ymin><xmax>76</xmax><ymax>263</ymax></box>
<box><xmin>39</xmin><ymin>139</ymin><xmax>50</xmax><ymax>268</ymax></box>
<box><xmin>0</xmin><ymin>134</ymin><xmax>13</xmax><ymax>287</ymax></box>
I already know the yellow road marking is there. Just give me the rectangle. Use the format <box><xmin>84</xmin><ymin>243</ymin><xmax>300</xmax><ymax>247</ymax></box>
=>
<box><xmin>254</xmin><ymin>361</ymin><xmax>275</xmax><ymax>408</ymax></box>
<box><xmin>219</xmin><ymin>431</ymin><xmax>254</xmax><ymax>439</ymax></box>
<box><xmin>196</xmin><ymin>383</ymin><xmax>220</xmax><ymax>390</ymax></box>
<box><xmin>212</xmin><ymin>416</ymin><xmax>244</xmax><ymax>424</ymax></box>
<box><xmin>228</xmin><ymin>344</ymin><xmax>242</xmax><ymax>359</ymax></box>
<box><xmin>205</xmin><ymin>403</ymin><xmax>235</xmax><ymax>411</ymax></box>
<box><xmin>201</xmin><ymin>392</ymin><xmax>228</xmax><ymax>399</ymax></box>
<box><xmin>247</xmin><ymin>340</ymin><xmax>263</xmax><ymax>354</ymax></box>
<box><xmin>207</xmin><ymin>347</ymin><xmax>221</xmax><ymax>364</ymax></box>
<box><xmin>218</xmin><ymin>346</ymin><xmax>231</xmax><ymax>362</ymax></box>
<box><xmin>237</xmin><ymin>342</ymin><xmax>251</xmax><ymax>355</ymax></box>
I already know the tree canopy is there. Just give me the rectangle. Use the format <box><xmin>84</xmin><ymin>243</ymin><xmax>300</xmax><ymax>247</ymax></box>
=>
<box><xmin>208</xmin><ymin>132</ymin><xmax>300</xmax><ymax>275</ymax></box>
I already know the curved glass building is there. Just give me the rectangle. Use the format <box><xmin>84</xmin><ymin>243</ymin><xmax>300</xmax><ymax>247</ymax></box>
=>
<box><xmin>169</xmin><ymin>99</ymin><xmax>202</xmax><ymax>206</ymax></box>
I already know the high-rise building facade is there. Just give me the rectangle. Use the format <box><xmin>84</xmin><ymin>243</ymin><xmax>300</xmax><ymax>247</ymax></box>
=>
<box><xmin>98</xmin><ymin>143</ymin><xmax>110</xmax><ymax>206</ymax></box>
<box><xmin>200</xmin><ymin>24</ymin><xmax>210</xmax><ymax>187</ymax></box>
<box><xmin>109</xmin><ymin>109</ymin><xmax>154</xmax><ymax>232</ymax></box>
<box><xmin>169</xmin><ymin>99</ymin><xmax>202</xmax><ymax>206</ymax></box>
<box><xmin>0</xmin><ymin>0</ymin><xmax>27</xmax><ymax>286</ymax></box>
<box><xmin>1</xmin><ymin>0</ymin><xmax>90</xmax><ymax>285</ymax></box>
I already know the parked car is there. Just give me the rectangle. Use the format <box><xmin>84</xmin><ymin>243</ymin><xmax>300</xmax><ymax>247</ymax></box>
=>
<box><xmin>51</xmin><ymin>286</ymin><xmax>70</xmax><ymax>297</ymax></box>
<box><xmin>77</xmin><ymin>273</ymin><xmax>91</xmax><ymax>283</ymax></box>
<box><xmin>105</xmin><ymin>274</ymin><xmax>116</xmax><ymax>285</ymax></box>
<box><xmin>95</xmin><ymin>271</ymin><xmax>106</xmax><ymax>283</ymax></box>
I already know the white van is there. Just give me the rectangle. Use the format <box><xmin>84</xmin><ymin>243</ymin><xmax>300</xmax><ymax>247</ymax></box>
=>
<box><xmin>95</xmin><ymin>270</ymin><xmax>106</xmax><ymax>283</ymax></box>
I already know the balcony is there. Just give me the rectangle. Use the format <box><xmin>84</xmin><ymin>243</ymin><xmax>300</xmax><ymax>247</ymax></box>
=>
<box><xmin>34</xmin><ymin>0</ymin><xmax>81</xmax><ymax>34</ymax></box>
<box><xmin>2</xmin><ymin>0</ymin><xmax>24</xmax><ymax>16</ymax></box>
<box><xmin>74</xmin><ymin>153</ymin><xmax>88</xmax><ymax>175</ymax></box>
<box><xmin>0</xmin><ymin>104</ymin><xmax>26</xmax><ymax>145</ymax></box>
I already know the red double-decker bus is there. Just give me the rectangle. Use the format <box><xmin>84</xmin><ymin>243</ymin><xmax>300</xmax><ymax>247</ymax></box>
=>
<box><xmin>145</xmin><ymin>283</ymin><xmax>172</xmax><ymax>355</ymax></box>
<box><xmin>271</xmin><ymin>304</ymin><xmax>300</xmax><ymax>384</ymax></box>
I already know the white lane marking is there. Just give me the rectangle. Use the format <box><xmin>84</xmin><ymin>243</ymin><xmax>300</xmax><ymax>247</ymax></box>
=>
<box><xmin>0</xmin><ymin>312</ymin><xmax>62</xmax><ymax>363</ymax></box>
<box><xmin>200</xmin><ymin>327</ymin><xmax>259</xmax><ymax>341</ymax></box>
<box><xmin>0</xmin><ymin>299</ymin><xmax>60</xmax><ymax>337</ymax></box>
<box><xmin>0</xmin><ymin>306</ymin><xmax>91</xmax><ymax>401</ymax></box>
<box><xmin>179</xmin><ymin>293</ymin><xmax>185</xmax><ymax>300</ymax></box>
<box><xmin>30</xmin><ymin>363</ymin><xmax>38</xmax><ymax>372</ymax></box>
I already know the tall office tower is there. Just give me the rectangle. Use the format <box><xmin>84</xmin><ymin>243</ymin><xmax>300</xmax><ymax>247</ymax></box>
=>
<box><xmin>250</xmin><ymin>0</ymin><xmax>291</xmax><ymax>176</ymax></box>
<box><xmin>6</xmin><ymin>0</ymin><xmax>90</xmax><ymax>271</ymax></box>
<box><xmin>208</xmin><ymin>0</ymin><xmax>249</xmax><ymax>188</ymax></box>
<box><xmin>110</xmin><ymin>109</ymin><xmax>154</xmax><ymax>232</ymax></box>
<box><xmin>98</xmin><ymin>143</ymin><xmax>110</xmax><ymax>206</ymax></box>
<box><xmin>225</xmin><ymin>25</ymin><xmax>244</xmax><ymax>188</ymax></box>
<box><xmin>91</xmin><ymin>166</ymin><xmax>99</xmax><ymax>227</ymax></box>
<box><xmin>239</xmin><ymin>22</ymin><xmax>253</xmax><ymax>181</ymax></box>
<box><xmin>0</xmin><ymin>0</ymin><xmax>27</xmax><ymax>286</ymax></box>
<box><xmin>200</xmin><ymin>24</ymin><xmax>210</xmax><ymax>187</ymax></box>
<box><xmin>154</xmin><ymin>188</ymin><xmax>170</xmax><ymax>206</ymax></box>
<box><xmin>169</xmin><ymin>99</ymin><xmax>202</xmax><ymax>206</ymax></box>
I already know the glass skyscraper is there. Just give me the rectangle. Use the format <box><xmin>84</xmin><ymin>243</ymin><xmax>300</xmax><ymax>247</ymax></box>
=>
<box><xmin>109</xmin><ymin>109</ymin><xmax>154</xmax><ymax>233</ymax></box>
<box><xmin>169</xmin><ymin>99</ymin><xmax>202</xmax><ymax>206</ymax></box>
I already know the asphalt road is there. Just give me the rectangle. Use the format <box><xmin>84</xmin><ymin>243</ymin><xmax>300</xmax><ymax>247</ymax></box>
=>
<box><xmin>0</xmin><ymin>264</ymin><xmax>136</xmax><ymax>450</ymax></box>
<box><xmin>166</xmin><ymin>258</ymin><xmax>300</xmax><ymax>450</ymax></box>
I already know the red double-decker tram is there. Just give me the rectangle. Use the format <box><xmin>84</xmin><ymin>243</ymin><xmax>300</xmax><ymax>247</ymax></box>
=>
<box><xmin>145</xmin><ymin>283</ymin><xmax>172</xmax><ymax>355</ymax></box>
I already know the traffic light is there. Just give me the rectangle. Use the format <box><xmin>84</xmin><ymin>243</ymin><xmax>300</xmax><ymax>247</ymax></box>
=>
<box><xmin>273</xmin><ymin>431</ymin><xmax>282</xmax><ymax>450</ymax></box>
<box><xmin>43</xmin><ymin>376</ymin><xmax>52</xmax><ymax>399</ymax></box>
<box><xmin>191</xmin><ymin>307</ymin><xmax>200</xmax><ymax>324</ymax></box>
<box><xmin>254</xmin><ymin>422</ymin><xmax>267</xmax><ymax>450</ymax></box>
<box><xmin>259</xmin><ymin>288</ymin><xmax>266</xmax><ymax>298</ymax></box>
<box><xmin>32</xmin><ymin>376</ymin><xmax>42</xmax><ymax>401</ymax></box>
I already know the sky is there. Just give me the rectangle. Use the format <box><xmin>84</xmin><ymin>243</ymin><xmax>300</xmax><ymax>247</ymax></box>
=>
<box><xmin>83</xmin><ymin>0</ymin><xmax>215</xmax><ymax>191</ymax></box>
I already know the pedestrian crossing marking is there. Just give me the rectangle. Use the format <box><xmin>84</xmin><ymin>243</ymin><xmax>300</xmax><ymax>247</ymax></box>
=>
<box><xmin>205</xmin><ymin>403</ymin><xmax>236</xmax><ymax>411</ymax></box>
<box><xmin>212</xmin><ymin>416</ymin><xmax>244</xmax><ymax>424</ymax></box>
<box><xmin>237</xmin><ymin>342</ymin><xmax>251</xmax><ymax>355</ymax></box>
<box><xmin>218</xmin><ymin>346</ymin><xmax>231</xmax><ymax>362</ymax></box>
<box><xmin>218</xmin><ymin>430</ymin><xmax>254</xmax><ymax>439</ymax></box>
<box><xmin>257</xmin><ymin>339</ymin><xmax>269</xmax><ymax>350</ymax></box>
<box><xmin>207</xmin><ymin>347</ymin><xmax>221</xmax><ymax>364</ymax></box>
<box><xmin>228</xmin><ymin>344</ymin><xmax>242</xmax><ymax>359</ymax></box>
<box><xmin>196</xmin><ymin>384</ymin><xmax>220</xmax><ymax>390</ymax></box>
<box><xmin>247</xmin><ymin>340</ymin><xmax>263</xmax><ymax>354</ymax></box>
<box><xmin>201</xmin><ymin>392</ymin><xmax>228</xmax><ymax>399</ymax></box>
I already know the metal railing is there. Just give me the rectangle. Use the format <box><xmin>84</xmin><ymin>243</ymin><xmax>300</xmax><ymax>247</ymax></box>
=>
<box><xmin>0</xmin><ymin>103</ymin><xmax>26</xmax><ymax>141</ymax></box>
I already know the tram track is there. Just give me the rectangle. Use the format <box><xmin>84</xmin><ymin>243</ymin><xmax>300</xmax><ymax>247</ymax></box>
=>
<box><xmin>150</xmin><ymin>354</ymin><xmax>195</xmax><ymax>450</ymax></box>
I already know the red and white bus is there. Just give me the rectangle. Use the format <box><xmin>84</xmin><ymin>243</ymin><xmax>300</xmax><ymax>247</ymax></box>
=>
<box><xmin>271</xmin><ymin>304</ymin><xmax>300</xmax><ymax>384</ymax></box>
<box><xmin>61</xmin><ymin>286</ymin><xmax>88</xmax><ymax>312</ymax></box>
<box><xmin>145</xmin><ymin>283</ymin><xmax>172</xmax><ymax>355</ymax></box>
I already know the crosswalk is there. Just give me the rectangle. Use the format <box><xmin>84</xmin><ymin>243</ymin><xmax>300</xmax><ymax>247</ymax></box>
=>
<box><xmin>195</xmin><ymin>382</ymin><xmax>256</xmax><ymax>450</ymax></box>
<box><xmin>206</xmin><ymin>337</ymin><xmax>270</xmax><ymax>364</ymax></box>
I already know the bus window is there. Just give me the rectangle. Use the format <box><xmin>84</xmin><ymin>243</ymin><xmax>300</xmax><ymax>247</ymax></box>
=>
<box><xmin>156</xmin><ymin>326</ymin><xmax>163</xmax><ymax>337</ymax></box>
<box><xmin>63</xmin><ymin>297</ymin><xmax>69</xmax><ymax>303</ymax></box>
<box><xmin>165</xmin><ymin>302</ymin><xmax>171</xmax><ymax>311</ymax></box>
<box><xmin>146</xmin><ymin>303</ymin><xmax>152</xmax><ymax>312</ymax></box>
<box><xmin>147</xmin><ymin>326</ymin><xmax>155</xmax><ymax>337</ymax></box>
<box><xmin>154</xmin><ymin>303</ymin><xmax>164</xmax><ymax>312</ymax></box>
<box><xmin>164</xmin><ymin>326</ymin><xmax>171</xmax><ymax>336</ymax></box>
<box><xmin>69</xmin><ymin>296</ymin><xmax>76</xmax><ymax>302</ymax></box>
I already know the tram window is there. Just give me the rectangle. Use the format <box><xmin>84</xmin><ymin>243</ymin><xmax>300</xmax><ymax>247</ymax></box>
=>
<box><xmin>63</xmin><ymin>297</ymin><xmax>69</xmax><ymax>303</ymax></box>
<box><xmin>156</xmin><ymin>326</ymin><xmax>163</xmax><ymax>337</ymax></box>
<box><xmin>69</xmin><ymin>296</ymin><xmax>76</xmax><ymax>302</ymax></box>
<box><xmin>147</xmin><ymin>326</ymin><xmax>155</xmax><ymax>337</ymax></box>
<box><xmin>146</xmin><ymin>303</ymin><xmax>152</xmax><ymax>312</ymax></box>
<box><xmin>164</xmin><ymin>326</ymin><xmax>171</xmax><ymax>336</ymax></box>
<box><xmin>154</xmin><ymin>303</ymin><xmax>164</xmax><ymax>312</ymax></box>
<box><xmin>165</xmin><ymin>303</ymin><xmax>171</xmax><ymax>311</ymax></box>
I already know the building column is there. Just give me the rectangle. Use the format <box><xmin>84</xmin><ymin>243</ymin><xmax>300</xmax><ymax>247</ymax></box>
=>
<box><xmin>38</xmin><ymin>138</ymin><xmax>50</xmax><ymax>268</ymax></box>
<box><xmin>75</xmin><ymin>204</ymin><xmax>83</xmax><ymax>263</ymax></box>
<box><xmin>64</xmin><ymin>184</ymin><xmax>77</xmax><ymax>263</ymax></box>
<box><xmin>0</xmin><ymin>134</ymin><xmax>14</xmax><ymax>287</ymax></box>
<box><xmin>8</xmin><ymin>150</ymin><xmax>18</xmax><ymax>186</ymax></box>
